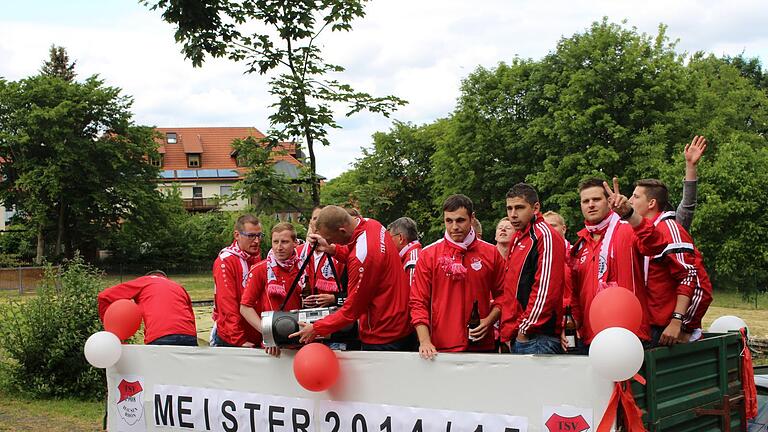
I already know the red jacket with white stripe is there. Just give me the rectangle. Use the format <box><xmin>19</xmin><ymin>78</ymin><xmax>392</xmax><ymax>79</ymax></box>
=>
<box><xmin>98</xmin><ymin>275</ymin><xmax>197</xmax><ymax>344</ymax></box>
<box><xmin>400</xmin><ymin>241</ymin><xmax>422</xmax><ymax>287</ymax></box>
<box><xmin>500</xmin><ymin>213</ymin><xmax>565</xmax><ymax>342</ymax></box>
<box><xmin>313</xmin><ymin>218</ymin><xmax>412</xmax><ymax>344</ymax></box>
<box><xmin>410</xmin><ymin>238</ymin><xmax>505</xmax><ymax>352</ymax></box>
<box><xmin>570</xmin><ymin>218</ymin><xmax>663</xmax><ymax>344</ymax></box>
<box><xmin>212</xmin><ymin>243</ymin><xmax>261</xmax><ymax>346</ymax></box>
<box><xmin>241</xmin><ymin>260</ymin><xmax>302</xmax><ymax>346</ymax></box>
<box><xmin>634</xmin><ymin>211</ymin><xmax>713</xmax><ymax>330</ymax></box>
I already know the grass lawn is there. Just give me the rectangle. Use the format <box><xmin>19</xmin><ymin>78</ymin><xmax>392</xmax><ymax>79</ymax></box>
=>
<box><xmin>0</xmin><ymin>390</ymin><xmax>104</xmax><ymax>432</ymax></box>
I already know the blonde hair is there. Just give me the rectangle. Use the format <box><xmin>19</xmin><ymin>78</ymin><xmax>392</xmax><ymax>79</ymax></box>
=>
<box><xmin>542</xmin><ymin>211</ymin><xmax>565</xmax><ymax>226</ymax></box>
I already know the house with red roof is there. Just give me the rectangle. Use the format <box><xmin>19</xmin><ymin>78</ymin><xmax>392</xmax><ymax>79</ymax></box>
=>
<box><xmin>153</xmin><ymin>127</ymin><xmax>305</xmax><ymax>220</ymax></box>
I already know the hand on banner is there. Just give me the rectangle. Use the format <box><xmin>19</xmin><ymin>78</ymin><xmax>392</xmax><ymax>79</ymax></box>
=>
<box><xmin>265</xmin><ymin>346</ymin><xmax>281</xmax><ymax>357</ymax></box>
<box><xmin>419</xmin><ymin>340</ymin><xmax>437</xmax><ymax>360</ymax></box>
<box><xmin>290</xmin><ymin>322</ymin><xmax>317</xmax><ymax>344</ymax></box>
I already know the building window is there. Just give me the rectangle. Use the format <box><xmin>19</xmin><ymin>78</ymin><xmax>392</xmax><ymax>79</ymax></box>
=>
<box><xmin>166</xmin><ymin>132</ymin><xmax>177</xmax><ymax>144</ymax></box>
<box><xmin>220</xmin><ymin>185</ymin><xmax>232</xmax><ymax>196</ymax></box>
<box><xmin>192</xmin><ymin>186</ymin><xmax>203</xmax><ymax>198</ymax></box>
<box><xmin>150</xmin><ymin>155</ymin><xmax>164</xmax><ymax>167</ymax></box>
<box><xmin>187</xmin><ymin>154</ymin><xmax>200</xmax><ymax>168</ymax></box>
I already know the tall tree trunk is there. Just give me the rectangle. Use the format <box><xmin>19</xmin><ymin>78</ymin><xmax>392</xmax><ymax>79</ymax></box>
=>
<box><xmin>35</xmin><ymin>224</ymin><xmax>45</xmax><ymax>265</ymax></box>
<box><xmin>55</xmin><ymin>197</ymin><xmax>65</xmax><ymax>257</ymax></box>
<box><xmin>304</xmin><ymin>127</ymin><xmax>320</xmax><ymax>207</ymax></box>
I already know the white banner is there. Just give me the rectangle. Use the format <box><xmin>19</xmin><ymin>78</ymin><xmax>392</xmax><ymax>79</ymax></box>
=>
<box><xmin>149</xmin><ymin>384</ymin><xmax>527</xmax><ymax>432</ymax></box>
<box><xmin>106</xmin><ymin>346</ymin><xmax>615</xmax><ymax>432</ymax></box>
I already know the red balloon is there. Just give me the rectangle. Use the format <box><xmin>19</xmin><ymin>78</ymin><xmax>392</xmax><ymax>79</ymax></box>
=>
<box><xmin>104</xmin><ymin>299</ymin><xmax>142</xmax><ymax>340</ymax></box>
<box><xmin>589</xmin><ymin>287</ymin><xmax>642</xmax><ymax>335</ymax></box>
<box><xmin>293</xmin><ymin>343</ymin><xmax>340</xmax><ymax>392</ymax></box>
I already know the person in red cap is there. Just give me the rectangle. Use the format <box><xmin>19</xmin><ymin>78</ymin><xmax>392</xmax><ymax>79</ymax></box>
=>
<box><xmin>98</xmin><ymin>271</ymin><xmax>197</xmax><ymax>346</ymax></box>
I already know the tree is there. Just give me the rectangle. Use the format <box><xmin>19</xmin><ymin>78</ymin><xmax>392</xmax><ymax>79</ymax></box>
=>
<box><xmin>39</xmin><ymin>45</ymin><xmax>76</xmax><ymax>82</ymax></box>
<box><xmin>143</xmin><ymin>0</ymin><xmax>406</xmax><ymax>207</ymax></box>
<box><xmin>0</xmin><ymin>72</ymin><xmax>162</xmax><ymax>263</ymax></box>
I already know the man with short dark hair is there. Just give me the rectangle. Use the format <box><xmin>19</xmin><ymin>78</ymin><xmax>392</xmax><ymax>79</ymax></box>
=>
<box><xmin>211</xmin><ymin>214</ymin><xmax>263</xmax><ymax>347</ymax></box>
<box><xmin>501</xmin><ymin>183</ymin><xmax>565</xmax><ymax>354</ymax></box>
<box><xmin>627</xmin><ymin>179</ymin><xmax>713</xmax><ymax>346</ymax></box>
<box><xmin>240</xmin><ymin>222</ymin><xmax>302</xmax><ymax>356</ymax></box>
<box><xmin>98</xmin><ymin>272</ymin><xmax>197</xmax><ymax>346</ymax></box>
<box><xmin>410</xmin><ymin>194</ymin><xmax>505</xmax><ymax>359</ymax></box>
<box><xmin>388</xmin><ymin>217</ymin><xmax>421</xmax><ymax>286</ymax></box>
<box><xmin>290</xmin><ymin>206</ymin><xmax>413</xmax><ymax>351</ymax></box>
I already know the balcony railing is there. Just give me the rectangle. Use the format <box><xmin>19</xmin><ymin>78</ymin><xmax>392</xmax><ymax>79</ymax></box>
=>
<box><xmin>183</xmin><ymin>198</ymin><xmax>220</xmax><ymax>212</ymax></box>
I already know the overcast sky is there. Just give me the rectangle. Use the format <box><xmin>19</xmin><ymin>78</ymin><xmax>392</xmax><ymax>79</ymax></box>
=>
<box><xmin>2</xmin><ymin>0</ymin><xmax>767</xmax><ymax>179</ymax></box>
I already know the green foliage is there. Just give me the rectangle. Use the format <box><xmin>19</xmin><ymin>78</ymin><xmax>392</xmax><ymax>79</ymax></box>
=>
<box><xmin>39</xmin><ymin>45</ymin><xmax>76</xmax><ymax>82</ymax></box>
<box><xmin>0</xmin><ymin>256</ymin><xmax>105</xmax><ymax>399</ymax></box>
<box><xmin>108</xmin><ymin>190</ymin><xmax>234</xmax><ymax>271</ymax></box>
<box><xmin>0</xmin><ymin>67</ymin><xmax>162</xmax><ymax>263</ymax></box>
<box><xmin>323</xmin><ymin>19</ymin><xmax>768</xmax><ymax>294</ymax></box>
<box><xmin>144</xmin><ymin>0</ymin><xmax>407</xmax><ymax>206</ymax></box>
<box><xmin>232</xmin><ymin>136</ymin><xmax>309</xmax><ymax>215</ymax></box>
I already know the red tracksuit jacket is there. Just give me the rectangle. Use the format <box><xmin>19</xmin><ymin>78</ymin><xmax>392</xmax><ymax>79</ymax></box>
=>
<box><xmin>634</xmin><ymin>211</ymin><xmax>713</xmax><ymax>330</ymax></box>
<box><xmin>501</xmin><ymin>213</ymin><xmax>565</xmax><ymax>342</ymax></box>
<box><xmin>570</xmin><ymin>218</ymin><xmax>665</xmax><ymax>344</ymax></box>
<box><xmin>212</xmin><ymin>242</ymin><xmax>261</xmax><ymax>346</ymax></box>
<box><xmin>400</xmin><ymin>241</ymin><xmax>422</xmax><ymax>287</ymax></box>
<box><xmin>241</xmin><ymin>260</ymin><xmax>302</xmax><ymax>346</ymax></box>
<box><xmin>410</xmin><ymin>237</ymin><xmax>505</xmax><ymax>352</ymax></box>
<box><xmin>298</xmin><ymin>243</ymin><xmax>345</xmax><ymax>294</ymax></box>
<box><xmin>98</xmin><ymin>275</ymin><xmax>197</xmax><ymax>344</ymax></box>
<box><xmin>313</xmin><ymin>218</ymin><xmax>412</xmax><ymax>344</ymax></box>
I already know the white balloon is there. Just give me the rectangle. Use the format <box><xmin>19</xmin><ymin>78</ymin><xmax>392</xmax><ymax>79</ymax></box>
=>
<box><xmin>84</xmin><ymin>331</ymin><xmax>122</xmax><ymax>369</ymax></box>
<box><xmin>708</xmin><ymin>315</ymin><xmax>748</xmax><ymax>334</ymax></box>
<box><xmin>589</xmin><ymin>327</ymin><xmax>645</xmax><ymax>382</ymax></box>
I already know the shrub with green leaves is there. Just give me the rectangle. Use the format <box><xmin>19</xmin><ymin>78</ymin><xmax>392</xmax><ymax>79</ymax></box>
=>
<box><xmin>0</xmin><ymin>255</ymin><xmax>105</xmax><ymax>399</ymax></box>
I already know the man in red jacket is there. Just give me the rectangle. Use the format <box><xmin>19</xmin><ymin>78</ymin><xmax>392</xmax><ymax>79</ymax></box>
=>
<box><xmin>211</xmin><ymin>214</ymin><xmax>263</xmax><ymax>347</ymax></box>
<box><xmin>240</xmin><ymin>222</ymin><xmax>303</xmax><ymax>356</ymax></box>
<box><xmin>388</xmin><ymin>217</ymin><xmax>421</xmax><ymax>287</ymax></box>
<box><xmin>290</xmin><ymin>206</ymin><xmax>413</xmax><ymax>351</ymax></box>
<box><xmin>501</xmin><ymin>183</ymin><xmax>565</xmax><ymax>354</ymax></box>
<box><xmin>98</xmin><ymin>271</ymin><xmax>197</xmax><ymax>346</ymax></box>
<box><xmin>626</xmin><ymin>179</ymin><xmax>713</xmax><ymax>346</ymax></box>
<box><xmin>569</xmin><ymin>178</ymin><xmax>666</xmax><ymax>349</ymax></box>
<box><xmin>411</xmin><ymin>194</ymin><xmax>505</xmax><ymax>359</ymax></box>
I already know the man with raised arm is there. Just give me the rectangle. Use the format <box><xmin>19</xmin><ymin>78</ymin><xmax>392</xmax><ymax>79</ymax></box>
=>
<box><xmin>290</xmin><ymin>206</ymin><xmax>413</xmax><ymax>351</ymax></box>
<box><xmin>501</xmin><ymin>183</ymin><xmax>566</xmax><ymax>354</ymax></box>
<box><xmin>410</xmin><ymin>195</ymin><xmax>506</xmax><ymax>359</ymax></box>
<box><xmin>388</xmin><ymin>217</ymin><xmax>422</xmax><ymax>287</ymax></box>
<box><xmin>210</xmin><ymin>214</ymin><xmax>263</xmax><ymax>347</ymax></box>
<box><xmin>609</xmin><ymin>179</ymin><xmax>713</xmax><ymax>346</ymax></box>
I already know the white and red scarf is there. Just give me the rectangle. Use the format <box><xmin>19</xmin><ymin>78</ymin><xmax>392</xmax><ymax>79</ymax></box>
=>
<box><xmin>584</xmin><ymin>211</ymin><xmax>621</xmax><ymax>288</ymax></box>
<box><xmin>438</xmin><ymin>228</ymin><xmax>477</xmax><ymax>280</ymax></box>
<box><xmin>265</xmin><ymin>249</ymin><xmax>298</xmax><ymax>297</ymax></box>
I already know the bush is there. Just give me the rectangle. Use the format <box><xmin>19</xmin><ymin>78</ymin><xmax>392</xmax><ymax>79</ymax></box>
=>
<box><xmin>0</xmin><ymin>255</ymin><xmax>105</xmax><ymax>399</ymax></box>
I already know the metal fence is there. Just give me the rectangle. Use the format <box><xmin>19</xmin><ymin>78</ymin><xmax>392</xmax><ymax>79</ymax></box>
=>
<box><xmin>0</xmin><ymin>266</ymin><xmax>58</xmax><ymax>294</ymax></box>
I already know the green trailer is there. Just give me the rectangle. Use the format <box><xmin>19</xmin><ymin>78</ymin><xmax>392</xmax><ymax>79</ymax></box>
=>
<box><xmin>631</xmin><ymin>332</ymin><xmax>749</xmax><ymax>431</ymax></box>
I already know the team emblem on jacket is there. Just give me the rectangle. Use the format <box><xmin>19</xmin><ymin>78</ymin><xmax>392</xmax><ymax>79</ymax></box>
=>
<box><xmin>471</xmin><ymin>258</ymin><xmax>482</xmax><ymax>271</ymax></box>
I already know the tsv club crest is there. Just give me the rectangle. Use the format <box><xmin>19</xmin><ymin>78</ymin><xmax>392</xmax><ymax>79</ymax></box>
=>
<box><xmin>471</xmin><ymin>258</ymin><xmax>483</xmax><ymax>271</ymax></box>
<box><xmin>116</xmin><ymin>377</ymin><xmax>144</xmax><ymax>428</ymax></box>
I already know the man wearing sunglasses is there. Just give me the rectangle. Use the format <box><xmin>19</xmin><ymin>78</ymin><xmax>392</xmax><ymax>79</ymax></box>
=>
<box><xmin>211</xmin><ymin>214</ymin><xmax>264</xmax><ymax>347</ymax></box>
